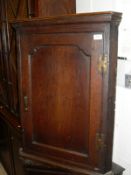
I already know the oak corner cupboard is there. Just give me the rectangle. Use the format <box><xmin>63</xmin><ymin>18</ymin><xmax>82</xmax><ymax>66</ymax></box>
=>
<box><xmin>0</xmin><ymin>0</ymin><xmax>124</xmax><ymax>174</ymax></box>
<box><xmin>13</xmin><ymin>11</ymin><xmax>123</xmax><ymax>175</ymax></box>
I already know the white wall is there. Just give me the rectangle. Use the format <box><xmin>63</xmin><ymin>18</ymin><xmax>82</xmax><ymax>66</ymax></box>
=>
<box><xmin>76</xmin><ymin>0</ymin><xmax>91</xmax><ymax>12</ymax></box>
<box><xmin>76</xmin><ymin>0</ymin><xmax>115</xmax><ymax>12</ymax></box>
<box><xmin>76</xmin><ymin>1</ymin><xmax>131</xmax><ymax>175</ymax></box>
<box><xmin>113</xmin><ymin>86</ymin><xmax>131</xmax><ymax>175</ymax></box>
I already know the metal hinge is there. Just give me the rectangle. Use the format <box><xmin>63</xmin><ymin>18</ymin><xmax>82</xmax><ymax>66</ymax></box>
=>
<box><xmin>96</xmin><ymin>133</ymin><xmax>106</xmax><ymax>151</ymax></box>
<box><xmin>24</xmin><ymin>96</ymin><xmax>28</xmax><ymax>112</ymax></box>
<box><xmin>98</xmin><ymin>55</ymin><xmax>109</xmax><ymax>74</ymax></box>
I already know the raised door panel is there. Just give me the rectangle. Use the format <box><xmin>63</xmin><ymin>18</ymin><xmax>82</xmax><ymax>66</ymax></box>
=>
<box><xmin>19</xmin><ymin>30</ymin><xmax>104</xmax><ymax>172</ymax></box>
<box><xmin>28</xmin><ymin>45</ymin><xmax>90</xmax><ymax>160</ymax></box>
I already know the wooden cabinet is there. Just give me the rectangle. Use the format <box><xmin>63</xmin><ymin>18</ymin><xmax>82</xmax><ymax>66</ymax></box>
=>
<box><xmin>12</xmin><ymin>12</ymin><xmax>123</xmax><ymax>175</ymax></box>
<box><xmin>0</xmin><ymin>0</ymin><xmax>76</xmax><ymax>175</ymax></box>
<box><xmin>0</xmin><ymin>31</ymin><xmax>9</xmax><ymax>106</ymax></box>
<box><xmin>0</xmin><ymin>1</ymin><xmax>124</xmax><ymax>175</ymax></box>
<box><xmin>0</xmin><ymin>0</ymin><xmax>76</xmax><ymax>116</ymax></box>
<box><xmin>0</xmin><ymin>0</ymin><xmax>29</xmax><ymax>117</ymax></box>
<box><xmin>27</xmin><ymin>0</ymin><xmax>76</xmax><ymax>17</ymax></box>
<box><xmin>24</xmin><ymin>163</ymin><xmax>125</xmax><ymax>175</ymax></box>
<box><xmin>0</xmin><ymin>118</ymin><xmax>24</xmax><ymax>175</ymax></box>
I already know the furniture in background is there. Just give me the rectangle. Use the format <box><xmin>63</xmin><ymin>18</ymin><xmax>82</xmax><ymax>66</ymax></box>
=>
<box><xmin>0</xmin><ymin>1</ymin><xmax>75</xmax><ymax>174</ymax></box>
<box><xmin>0</xmin><ymin>0</ymin><xmax>124</xmax><ymax>175</ymax></box>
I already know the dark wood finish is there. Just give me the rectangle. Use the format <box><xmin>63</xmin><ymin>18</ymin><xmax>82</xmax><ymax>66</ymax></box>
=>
<box><xmin>0</xmin><ymin>1</ymin><xmax>124</xmax><ymax>175</ymax></box>
<box><xmin>24</xmin><ymin>162</ymin><xmax>125</xmax><ymax>175</ymax></box>
<box><xmin>13</xmin><ymin>12</ymin><xmax>122</xmax><ymax>174</ymax></box>
<box><xmin>0</xmin><ymin>1</ymin><xmax>76</xmax><ymax>175</ymax></box>
<box><xmin>0</xmin><ymin>0</ymin><xmax>76</xmax><ymax>117</ymax></box>
<box><xmin>27</xmin><ymin>0</ymin><xmax>76</xmax><ymax>18</ymax></box>
<box><xmin>0</xmin><ymin>31</ymin><xmax>9</xmax><ymax>107</ymax></box>
<box><xmin>0</xmin><ymin>118</ymin><xmax>13</xmax><ymax>175</ymax></box>
<box><xmin>0</xmin><ymin>117</ymin><xmax>24</xmax><ymax>175</ymax></box>
<box><xmin>0</xmin><ymin>0</ymin><xmax>29</xmax><ymax>117</ymax></box>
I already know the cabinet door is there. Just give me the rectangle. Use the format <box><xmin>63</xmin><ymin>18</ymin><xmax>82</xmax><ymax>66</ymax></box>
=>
<box><xmin>18</xmin><ymin>27</ymin><xmax>107</xmax><ymax>173</ymax></box>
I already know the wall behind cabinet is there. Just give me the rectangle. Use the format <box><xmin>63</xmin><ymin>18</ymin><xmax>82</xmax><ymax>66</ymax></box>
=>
<box><xmin>76</xmin><ymin>0</ymin><xmax>115</xmax><ymax>12</ymax></box>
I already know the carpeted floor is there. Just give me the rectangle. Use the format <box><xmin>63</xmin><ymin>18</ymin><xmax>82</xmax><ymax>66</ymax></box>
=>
<box><xmin>0</xmin><ymin>163</ymin><xmax>7</xmax><ymax>175</ymax></box>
